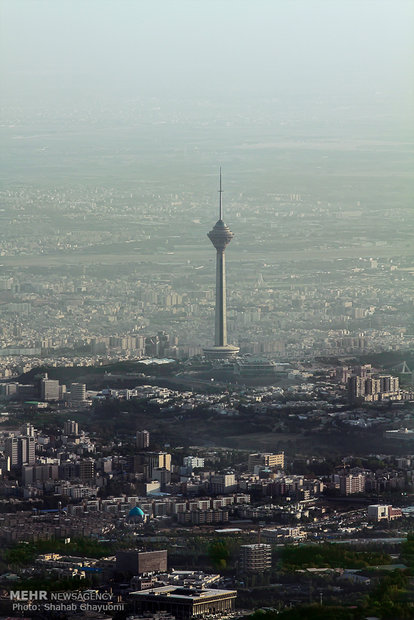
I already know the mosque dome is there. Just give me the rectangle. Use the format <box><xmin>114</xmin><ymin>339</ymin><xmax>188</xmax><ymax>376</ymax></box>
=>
<box><xmin>127</xmin><ymin>506</ymin><xmax>145</xmax><ymax>522</ymax></box>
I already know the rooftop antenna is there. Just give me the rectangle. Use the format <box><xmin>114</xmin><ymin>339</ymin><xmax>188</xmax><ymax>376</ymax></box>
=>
<box><xmin>219</xmin><ymin>167</ymin><xmax>223</xmax><ymax>220</ymax></box>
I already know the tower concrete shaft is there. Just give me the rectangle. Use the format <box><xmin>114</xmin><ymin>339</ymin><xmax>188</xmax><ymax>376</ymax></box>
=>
<box><xmin>215</xmin><ymin>248</ymin><xmax>227</xmax><ymax>346</ymax></box>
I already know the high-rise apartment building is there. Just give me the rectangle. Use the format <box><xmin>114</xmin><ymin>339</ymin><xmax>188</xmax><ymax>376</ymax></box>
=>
<box><xmin>69</xmin><ymin>383</ymin><xmax>86</xmax><ymax>404</ymax></box>
<box><xmin>239</xmin><ymin>544</ymin><xmax>272</xmax><ymax>573</ymax></box>
<box><xmin>20</xmin><ymin>423</ymin><xmax>35</xmax><ymax>437</ymax></box>
<box><xmin>78</xmin><ymin>459</ymin><xmax>95</xmax><ymax>481</ymax></box>
<box><xmin>210</xmin><ymin>473</ymin><xmax>237</xmax><ymax>494</ymax></box>
<box><xmin>348</xmin><ymin>373</ymin><xmax>400</xmax><ymax>402</ymax></box>
<box><xmin>64</xmin><ymin>420</ymin><xmax>79</xmax><ymax>435</ymax></box>
<box><xmin>21</xmin><ymin>436</ymin><xmax>35</xmax><ymax>466</ymax></box>
<box><xmin>136</xmin><ymin>430</ymin><xmax>150</xmax><ymax>450</ymax></box>
<box><xmin>22</xmin><ymin>464</ymin><xmax>59</xmax><ymax>485</ymax></box>
<box><xmin>183</xmin><ymin>455</ymin><xmax>205</xmax><ymax>470</ymax></box>
<box><xmin>5</xmin><ymin>436</ymin><xmax>36</xmax><ymax>467</ymax></box>
<box><xmin>41</xmin><ymin>377</ymin><xmax>60</xmax><ymax>401</ymax></box>
<box><xmin>339</xmin><ymin>473</ymin><xmax>365</xmax><ymax>495</ymax></box>
<box><xmin>136</xmin><ymin>452</ymin><xmax>171</xmax><ymax>480</ymax></box>
<box><xmin>4</xmin><ymin>438</ymin><xmax>18</xmax><ymax>467</ymax></box>
<box><xmin>151</xmin><ymin>467</ymin><xmax>171</xmax><ymax>487</ymax></box>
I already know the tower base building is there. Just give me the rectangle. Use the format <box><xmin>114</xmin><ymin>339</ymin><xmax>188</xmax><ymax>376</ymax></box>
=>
<box><xmin>203</xmin><ymin>344</ymin><xmax>240</xmax><ymax>359</ymax></box>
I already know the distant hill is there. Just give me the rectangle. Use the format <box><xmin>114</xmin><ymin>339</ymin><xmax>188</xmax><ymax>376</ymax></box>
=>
<box><xmin>18</xmin><ymin>360</ymin><xmax>179</xmax><ymax>385</ymax></box>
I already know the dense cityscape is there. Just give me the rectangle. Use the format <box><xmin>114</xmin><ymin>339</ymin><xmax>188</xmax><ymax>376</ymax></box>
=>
<box><xmin>1</xmin><ymin>174</ymin><xmax>414</xmax><ymax>618</ymax></box>
<box><xmin>1</xmin><ymin>163</ymin><xmax>414</xmax><ymax>370</ymax></box>
<box><xmin>1</xmin><ymin>352</ymin><xmax>414</xmax><ymax>618</ymax></box>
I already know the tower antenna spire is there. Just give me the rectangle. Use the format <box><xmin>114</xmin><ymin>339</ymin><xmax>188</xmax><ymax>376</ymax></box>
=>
<box><xmin>219</xmin><ymin>167</ymin><xmax>223</xmax><ymax>220</ymax></box>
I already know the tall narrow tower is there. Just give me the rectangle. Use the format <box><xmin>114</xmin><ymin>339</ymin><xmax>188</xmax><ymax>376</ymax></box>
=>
<box><xmin>203</xmin><ymin>170</ymin><xmax>239</xmax><ymax>359</ymax></box>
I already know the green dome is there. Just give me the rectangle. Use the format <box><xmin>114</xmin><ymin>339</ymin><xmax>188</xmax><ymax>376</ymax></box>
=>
<box><xmin>128</xmin><ymin>506</ymin><xmax>145</xmax><ymax>521</ymax></box>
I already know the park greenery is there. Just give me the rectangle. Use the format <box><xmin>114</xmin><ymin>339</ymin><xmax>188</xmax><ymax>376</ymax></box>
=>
<box><xmin>248</xmin><ymin>606</ymin><xmax>356</xmax><ymax>620</ymax></box>
<box><xmin>2</xmin><ymin>537</ymin><xmax>120</xmax><ymax>567</ymax></box>
<box><xmin>2</xmin><ymin>534</ymin><xmax>414</xmax><ymax>618</ymax></box>
<box><xmin>247</xmin><ymin>570</ymin><xmax>413</xmax><ymax>620</ymax></box>
<box><xmin>280</xmin><ymin>543</ymin><xmax>392</xmax><ymax>571</ymax></box>
<box><xmin>208</xmin><ymin>540</ymin><xmax>231</xmax><ymax>570</ymax></box>
<box><xmin>401</xmin><ymin>534</ymin><xmax>414</xmax><ymax>569</ymax></box>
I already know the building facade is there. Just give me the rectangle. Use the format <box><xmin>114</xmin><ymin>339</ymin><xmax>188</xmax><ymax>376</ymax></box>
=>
<box><xmin>239</xmin><ymin>544</ymin><xmax>272</xmax><ymax>573</ymax></box>
<box><xmin>132</xmin><ymin>585</ymin><xmax>237</xmax><ymax>619</ymax></box>
<box><xmin>248</xmin><ymin>452</ymin><xmax>285</xmax><ymax>472</ymax></box>
<box><xmin>136</xmin><ymin>430</ymin><xmax>150</xmax><ymax>450</ymax></box>
<box><xmin>116</xmin><ymin>550</ymin><xmax>168</xmax><ymax>576</ymax></box>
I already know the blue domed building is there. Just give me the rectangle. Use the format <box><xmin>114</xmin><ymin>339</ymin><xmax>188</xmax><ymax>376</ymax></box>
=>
<box><xmin>127</xmin><ymin>506</ymin><xmax>146</xmax><ymax>524</ymax></box>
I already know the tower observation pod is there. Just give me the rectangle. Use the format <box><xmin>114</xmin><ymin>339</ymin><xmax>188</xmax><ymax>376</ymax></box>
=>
<box><xmin>203</xmin><ymin>170</ymin><xmax>240</xmax><ymax>359</ymax></box>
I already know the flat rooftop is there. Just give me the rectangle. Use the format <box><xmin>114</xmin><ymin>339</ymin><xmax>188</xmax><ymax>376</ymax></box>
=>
<box><xmin>131</xmin><ymin>585</ymin><xmax>237</xmax><ymax>601</ymax></box>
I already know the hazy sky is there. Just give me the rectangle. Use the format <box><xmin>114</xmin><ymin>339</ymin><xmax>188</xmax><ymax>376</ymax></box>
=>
<box><xmin>1</xmin><ymin>0</ymin><xmax>413</xmax><ymax>108</ymax></box>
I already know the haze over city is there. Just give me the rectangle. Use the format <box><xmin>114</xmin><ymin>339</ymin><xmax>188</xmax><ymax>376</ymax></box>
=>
<box><xmin>0</xmin><ymin>2</ymin><xmax>414</xmax><ymax>619</ymax></box>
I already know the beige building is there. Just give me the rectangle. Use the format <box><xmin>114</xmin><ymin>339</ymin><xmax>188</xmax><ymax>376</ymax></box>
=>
<box><xmin>248</xmin><ymin>452</ymin><xmax>284</xmax><ymax>472</ymax></box>
<box><xmin>339</xmin><ymin>473</ymin><xmax>365</xmax><ymax>495</ymax></box>
<box><xmin>262</xmin><ymin>527</ymin><xmax>306</xmax><ymax>543</ymax></box>
<box><xmin>138</xmin><ymin>452</ymin><xmax>171</xmax><ymax>480</ymax></box>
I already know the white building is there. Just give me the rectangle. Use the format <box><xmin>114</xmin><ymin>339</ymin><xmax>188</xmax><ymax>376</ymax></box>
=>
<box><xmin>367</xmin><ymin>504</ymin><xmax>402</xmax><ymax>522</ymax></box>
<box><xmin>69</xmin><ymin>383</ymin><xmax>86</xmax><ymax>404</ymax></box>
<box><xmin>183</xmin><ymin>456</ymin><xmax>205</xmax><ymax>470</ymax></box>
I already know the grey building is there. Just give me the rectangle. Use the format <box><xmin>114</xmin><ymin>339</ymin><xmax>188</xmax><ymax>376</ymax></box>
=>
<box><xmin>131</xmin><ymin>585</ymin><xmax>237</xmax><ymax>619</ymax></box>
<box><xmin>116</xmin><ymin>550</ymin><xmax>168</xmax><ymax>576</ymax></box>
<box><xmin>41</xmin><ymin>377</ymin><xmax>60</xmax><ymax>401</ymax></box>
<box><xmin>239</xmin><ymin>544</ymin><xmax>272</xmax><ymax>573</ymax></box>
<box><xmin>136</xmin><ymin>430</ymin><xmax>150</xmax><ymax>450</ymax></box>
<box><xmin>5</xmin><ymin>436</ymin><xmax>35</xmax><ymax>467</ymax></box>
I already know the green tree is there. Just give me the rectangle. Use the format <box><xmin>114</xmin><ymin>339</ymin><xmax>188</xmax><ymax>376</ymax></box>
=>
<box><xmin>208</xmin><ymin>540</ymin><xmax>230</xmax><ymax>570</ymax></box>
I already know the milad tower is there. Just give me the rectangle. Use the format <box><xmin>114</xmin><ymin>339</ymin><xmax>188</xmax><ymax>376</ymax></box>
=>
<box><xmin>203</xmin><ymin>171</ymin><xmax>240</xmax><ymax>359</ymax></box>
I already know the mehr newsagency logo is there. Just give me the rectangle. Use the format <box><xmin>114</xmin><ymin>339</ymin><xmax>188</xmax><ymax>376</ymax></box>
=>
<box><xmin>7</xmin><ymin>589</ymin><xmax>124</xmax><ymax>613</ymax></box>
